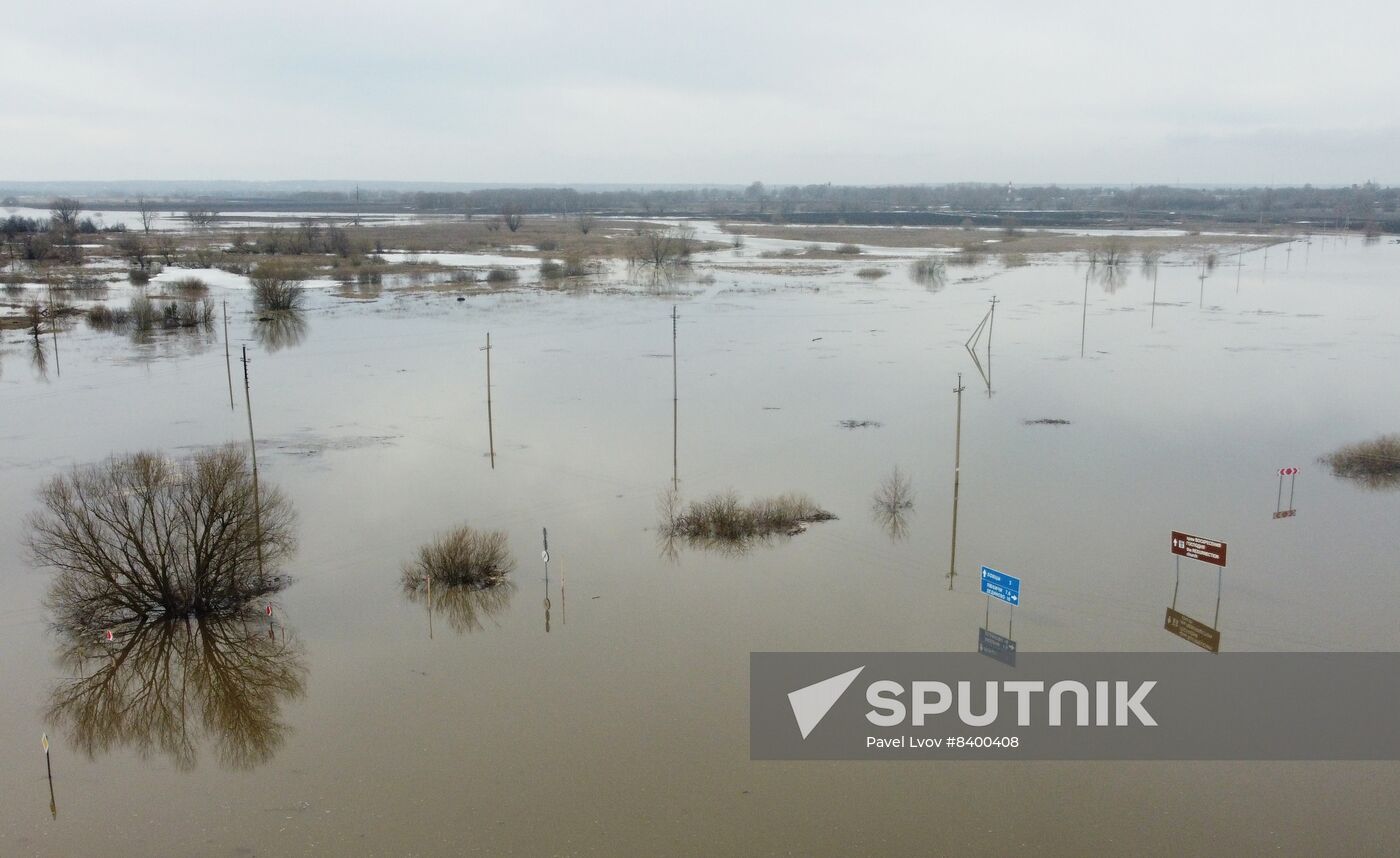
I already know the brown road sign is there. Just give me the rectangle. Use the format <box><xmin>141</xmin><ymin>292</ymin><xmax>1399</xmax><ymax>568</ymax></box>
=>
<box><xmin>1171</xmin><ymin>531</ymin><xmax>1227</xmax><ymax>567</ymax></box>
<box><xmin>1165</xmin><ymin>607</ymin><xmax>1221</xmax><ymax>653</ymax></box>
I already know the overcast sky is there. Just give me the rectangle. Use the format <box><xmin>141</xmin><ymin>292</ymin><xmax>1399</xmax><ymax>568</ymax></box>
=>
<box><xmin>4</xmin><ymin>0</ymin><xmax>1396</xmax><ymax>185</ymax></box>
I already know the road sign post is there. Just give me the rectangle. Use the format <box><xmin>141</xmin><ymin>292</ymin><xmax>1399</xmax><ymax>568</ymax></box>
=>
<box><xmin>1274</xmin><ymin>468</ymin><xmax>1299</xmax><ymax>519</ymax></box>
<box><xmin>977</xmin><ymin>626</ymin><xmax>1017</xmax><ymax>667</ymax></box>
<box><xmin>1166</xmin><ymin>530</ymin><xmax>1228</xmax><ymax>653</ymax></box>
<box><xmin>980</xmin><ymin>566</ymin><xmax>1021</xmax><ymax>606</ymax></box>
<box><xmin>1170</xmin><ymin>531</ymin><xmax>1227</xmax><ymax>567</ymax></box>
<box><xmin>1165</xmin><ymin>607</ymin><xmax>1221</xmax><ymax>653</ymax></box>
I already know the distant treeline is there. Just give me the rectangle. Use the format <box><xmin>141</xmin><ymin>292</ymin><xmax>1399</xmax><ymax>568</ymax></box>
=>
<box><xmin>6</xmin><ymin>182</ymin><xmax>1398</xmax><ymax>229</ymax></box>
<box><xmin>386</xmin><ymin>182</ymin><xmax>1400</xmax><ymax>225</ymax></box>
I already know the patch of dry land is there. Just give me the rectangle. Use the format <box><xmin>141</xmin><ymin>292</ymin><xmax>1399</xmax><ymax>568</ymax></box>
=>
<box><xmin>725</xmin><ymin>223</ymin><xmax>1281</xmax><ymax>256</ymax></box>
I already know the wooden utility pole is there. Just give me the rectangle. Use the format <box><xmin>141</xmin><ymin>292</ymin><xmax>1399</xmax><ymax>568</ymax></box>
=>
<box><xmin>43</xmin><ymin>733</ymin><xmax>56</xmax><ymax>819</ymax></box>
<box><xmin>47</xmin><ymin>281</ymin><xmax>60</xmax><ymax>377</ymax></box>
<box><xmin>949</xmin><ymin>373</ymin><xmax>965</xmax><ymax>591</ymax></box>
<box><xmin>986</xmin><ymin>296</ymin><xmax>997</xmax><ymax>395</ymax></box>
<box><xmin>484</xmin><ymin>333</ymin><xmax>495</xmax><ymax>468</ymax></box>
<box><xmin>1080</xmin><ymin>267</ymin><xmax>1090</xmax><ymax>358</ymax></box>
<box><xmin>672</xmin><ymin>306</ymin><xmax>679</xmax><ymax>492</ymax></box>
<box><xmin>241</xmin><ymin>346</ymin><xmax>265</xmax><ymax>580</ymax></box>
<box><xmin>1151</xmin><ymin>263</ymin><xmax>1160</xmax><ymax>327</ymax></box>
<box><xmin>223</xmin><ymin>300</ymin><xmax>234</xmax><ymax>409</ymax></box>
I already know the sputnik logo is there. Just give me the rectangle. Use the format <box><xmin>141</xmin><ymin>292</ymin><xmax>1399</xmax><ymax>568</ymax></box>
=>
<box><xmin>787</xmin><ymin>666</ymin><xmax>865</xmax><ymax>739</ymax></box>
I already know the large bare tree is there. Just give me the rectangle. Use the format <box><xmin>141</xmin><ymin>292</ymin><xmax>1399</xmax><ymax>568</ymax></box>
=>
<box><xmin>28</xmin><ymin>446</ymin><xmax>297</xmax><ymax>628</ymax></box>
<box><xmin>50</xmin><ymin>198</ymin><xmax>82</xmax><ymax>233</ymax></box>
<box><xmin>501</xmin><ymin>202</ymin><xmax>524</xmax><ymax>232</ymax></box>
<box><xmin>136</xmin><ymin>197</ymin><xmax>157</xmax><ymax>234</ymax></box>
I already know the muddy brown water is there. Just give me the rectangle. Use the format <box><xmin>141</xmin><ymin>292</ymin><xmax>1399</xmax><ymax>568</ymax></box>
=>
<box><xmin>2</xmin><ymin>236</ymin><xmax>1398</xmax><ymax>855</ymax></box>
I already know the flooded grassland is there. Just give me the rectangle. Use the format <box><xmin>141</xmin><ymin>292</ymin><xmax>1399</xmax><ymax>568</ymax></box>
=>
<box><xmin>2</xmin><ymin>221</ymin><xmax>1399</xmax><ymax>855</ymax></box>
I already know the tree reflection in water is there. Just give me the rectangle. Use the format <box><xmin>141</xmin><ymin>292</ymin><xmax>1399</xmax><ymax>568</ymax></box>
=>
<box><xmin>48</xmin><ymin>610</ymin><xmax>307</xmax><ymax>771</ymax></box>
<box><xmin>254</xmin><ymin>309</ymin><xmax>309</xmax><ymax>353</ymax></box>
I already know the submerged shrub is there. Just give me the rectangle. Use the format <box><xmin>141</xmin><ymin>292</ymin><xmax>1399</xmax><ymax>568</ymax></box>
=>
<box><xmin>129</xmin><ymin>295</ymin><xmax>159</xmax><ymax>332</ymax></box>
<box><xmin>856</xmin><ymin>267</ymin><xmax>888</xmax><ymax>279</ymax></box>
<box><xmin>662</xmin><ymin>490</ymin><xmax>834</xmax><ymax>551</ymax></box>
<box><xmin>172</xmin><ymin>298</ymin><xmax>215</xmax><ymax>328</ymax></box>
<box><xmin>562</xmin><ymin>252</ymin><xmax>595</xmax><ymax>277</ymax></box>
<box><xmin>402</xmin><ymin>525</ymin><xmax>515</xmax><ymax>590</ymax></box>
<box><xmin>171</xmin><ymin>275</ymin><xmax>210</xmax><ymax>295</ymax></box>
<box><xmin>249</xmin><ymin>261</ymin><xmax>307</xmax><ymax>310</ymax></box>
<box><xmin>910</xmin><ymin>255</ymin><xmax>947</xmax><ymax>290</ymax></box>
<box><xmin>27</xmin><ymin>446</ymin><xmax>296</xmax><ymax>628</ymax></box>
<box><xmin>1321</xmin><ymin>435</ymin><xmax>1400</xmax><ymax>489</ymax></box>
<box><xmin>86</xmin><ymin>304</ymin><xmax>115</xmax><ymax>328</ymax></box>
<box><xmin>128</xmin><ymin>268</ymin><xmax>151</xmax><ymax>286</ymax></box>
<box><xmin>485</xmin><ymin>266</ymin><xmax>518</xmax><ymax>284</ymax></box>
<box><xmin>540</xmin><ymin>259</ymin><xmax>565</xmax><ymax>280</ymax></box>
<box><xmin>834</xmin><ymin>243</ymin><xmax>861</xmax><ymax>255</ymax></box>
<box><xmin>871</xmin><ymin>466</ymin><xmax>914</xmax><ymax>540</ymax></box>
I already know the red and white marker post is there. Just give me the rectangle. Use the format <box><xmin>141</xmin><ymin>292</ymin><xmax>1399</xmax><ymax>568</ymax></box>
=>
<box><xmin>1275</xmin><ymin>468</ymin><xmax>1299</xmax><ymax>519</ymax></box>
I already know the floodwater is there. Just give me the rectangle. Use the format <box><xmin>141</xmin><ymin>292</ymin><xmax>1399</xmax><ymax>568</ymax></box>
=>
<box><xmin>2</xmin><ymin>233</ymin><xmax>1399</xmax><ymax>855</ymax></box>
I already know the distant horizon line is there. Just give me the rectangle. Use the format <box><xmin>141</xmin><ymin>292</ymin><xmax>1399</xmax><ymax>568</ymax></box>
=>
<box><xmin>2</xmin><ymin>179</ymin><xmax>1393</xmax><ymax>193</ymax></box>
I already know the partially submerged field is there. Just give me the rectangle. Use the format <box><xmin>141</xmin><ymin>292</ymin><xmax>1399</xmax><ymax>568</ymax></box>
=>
<box><xmin>2</xmin><ymin>210</ymin><xmax>1399</xmax><ymax>855</ymax></box>
<box><xmin>720</xmin><ymin>221</ymin><xmax>1282</xmax><ymax>256</ymax></box>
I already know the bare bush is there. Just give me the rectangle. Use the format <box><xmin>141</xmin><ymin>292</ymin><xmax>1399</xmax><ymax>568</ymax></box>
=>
<box><xmin>576</xmin><ymin>213</ymin><xmax>596</xmax><ymax>235</ymax></box>
<box><xmin>562</xmin><ymin>252</ymin><xmax>596</xmax><ymax>277</ymax></box>
<box><xmin>856</xmin><ymin>267</ymin><xmax>888</xmax><ymax>279</ymax></box>
<box><xmin>250</xmin><ymin>262</ymin><xmax>307</xmax><ymax>310</ymax></box>
<box><xmin>117</xmin><ymin>234</ymin><xmax>151</xmax><ymax>270</ymax></box>
<box><xmin>634</xmin><ymin>227</ymin><xmax>696</xmax><ymax>268</ymax></box>
<box><xmin>502</xmin><ymin>203</ymin><xmax>523</xmax><ymax>232</ymax></box>
<box><xmin>662</xmin><ymin>490</ymin><xmax>834</xmax><ymax>549</ymax></box>
<box><xmin>1100</xmin><ymin>238</ymin><xmax>1128</xmax><ymax>267</ymax></box>
<box><xmin>834</xmin><ymin>243</ymin><xmax>861</xmax><ymax>255</ymax></box>
<box><xmin>129</xmin><ymin>295</ymin><xmax>158</xmax><ymax>331</ymax></box>
<box><xmin>871</xmin><ymin>466</ymin><xmax>914</xmax><ymax>540</ymax></box>
<box><xmin>86</xmin><ymin>304</ymin><xmax>116</xmax><ymax>328</ymax></box>
<box><xmin>185</xmin><ymin>208</ymin><xmax>219</xmax><ymax>228</ymax></box>
<box><xmin>27</xmin><ymin>446</ymin><xmax>296</xmax><ymax>628</ymax></box>
<box><xmin>1321</xmin><ymin>435</ymin><xmax>1400</xmax><ymax>489</ymax></box>
<box><xmin>910</xmin><ymin>256</ymin><xmax>947</xmax><ymax>289</ymax></box>
<box><xmin>171</xmin><ymin>276</ymin><xmax>209</xmax><ymax>296</ymax></box>
<box><xmin>402</xmin><ymin>525</ymin><xmax>515</xmax><ymax>590</ymax></box>
<box><xmin>24</xmin><ymin>300</ymin><xmax>45</xmax><ymax>334</ymax></box>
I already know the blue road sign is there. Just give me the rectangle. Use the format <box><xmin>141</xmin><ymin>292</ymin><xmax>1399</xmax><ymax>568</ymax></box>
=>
<box><xmin>980</xmin><ymin>566</ymin><xmax>1021</xmax><ymax>606</ymax></box>
<box><xmin>978</xmin><ymin>627</ymin><xmax>1017</xmax><ymax>667</ymax></box>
